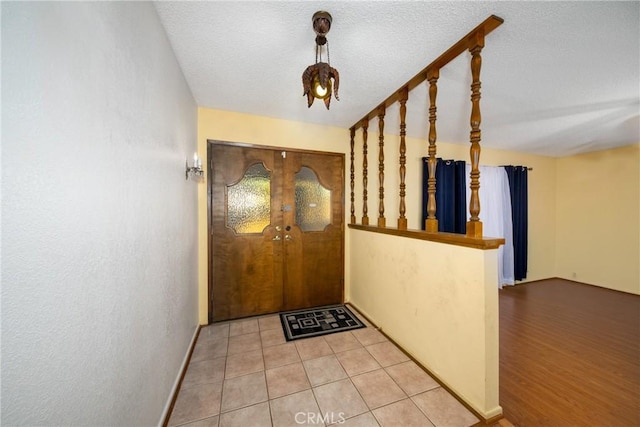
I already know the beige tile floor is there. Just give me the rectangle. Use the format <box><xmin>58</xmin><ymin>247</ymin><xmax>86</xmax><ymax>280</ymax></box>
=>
<box><xmin>168</xmin><ymin>311</ymin><xmax>480</xmax><ymax>427</ymax></box>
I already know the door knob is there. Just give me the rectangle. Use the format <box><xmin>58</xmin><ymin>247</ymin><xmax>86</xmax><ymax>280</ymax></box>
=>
<box><xmin>275</xmin><ymin>225</ymin><xmax>282</xmax><ymax>232</ymax></box>
<box><xmin>273</xmin><ymin>235</ymin><xmax>281</xmax><ymax>241</ymax></box>
<box><xmin>285</xmin><ymin>235</ymin><xmax>293</xmax><ymax>241</ymax></box>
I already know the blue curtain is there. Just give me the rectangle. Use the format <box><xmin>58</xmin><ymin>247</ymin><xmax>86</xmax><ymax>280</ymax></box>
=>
<box><xmin>422</xmin><ymin>158</ymin><xmax>466</xmax><ymax>234</ymax></box>
<box><xmin>503</xmin><ymin>166</ymin><xmax>528</xmax><ymax>281</ymax></box>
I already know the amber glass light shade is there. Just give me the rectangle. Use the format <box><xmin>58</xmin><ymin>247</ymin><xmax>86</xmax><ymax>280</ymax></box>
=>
<box><xmin>311</xmin><ymin>75</ymin><xmax>331</xmax><ymax>99</ymax></box>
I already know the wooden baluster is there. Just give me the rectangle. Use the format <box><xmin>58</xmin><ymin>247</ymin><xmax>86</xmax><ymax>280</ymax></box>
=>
<box><xmin>425</xmin><ymin>69</ymin><xmax>440</xmax><ymax>233</ymax></box>
<box><xmin>467</xmin><ymin>33</ymin><xmax>484</xmax><ymax>238</ymax></box>
<box><xmin>350</xmin><ymin>128</ymin><xmax>356</xmax><ymax>225</ymax></box>
<box><xmin>377</xmin><ymin>106</ymin><xmax>386</xmax><ymax>228</ymax></box>
<box><xmin>398</xmin><ymin>87</ymin><xmax>409</xmax><ymax>230</ymax></box>
<box><xmin>362</xmin><ymin>119</ymin><xmax>369</xmax><ymax>225</ymax></box>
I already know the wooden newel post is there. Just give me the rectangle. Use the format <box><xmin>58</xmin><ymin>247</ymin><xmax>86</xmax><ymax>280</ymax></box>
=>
<box><xmin>466</xmin><ymin>33</ymin><xmax>484</xmax><ymax>238</ymax></box>
<box><xmin>350</xmin><ymin>128</ymin><xmax>356</xmax><ymax>225</ymax></box>
<box><xmin>377</xmin><ymin>106</ymin><xmax>386</xmax><ymax>228</ymax></box>
<box><xmin>398</xmin><ymin>87</ymin><xmax>409</xmax><ymax>230</ymax></box>
<box><xmin>362</xmin><ymin>119</ymin><xmax>369</xmax><ymax>226</ymax></box>
<box><xmin>425</xmin><ymin>69</ymin><xmax>440</xmax><ymax>233</ymax></box>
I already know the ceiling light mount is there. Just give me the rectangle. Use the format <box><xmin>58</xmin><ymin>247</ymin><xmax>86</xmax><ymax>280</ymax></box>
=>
<box><xmin>302</xmin><ymin>11</ymin><xmax>340</xmax><ymax>110</ymax></box>
<box><xmin>312</xmin><ymin>11</ymin><xmax>332</xmax><ymax>45</ymax></box>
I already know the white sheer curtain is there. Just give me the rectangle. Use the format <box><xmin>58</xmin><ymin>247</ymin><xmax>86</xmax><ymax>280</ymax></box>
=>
<box><xmin>465</xmin><ymin>165</ymin><xmax>515</xmax><ymax>288</ymax></box>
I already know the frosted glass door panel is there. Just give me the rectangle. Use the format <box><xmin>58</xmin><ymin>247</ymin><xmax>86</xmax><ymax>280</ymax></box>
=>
<box><xmin>227</xmin><ymin>163</ymin><xmax>271</xmax><ymax>234</ymax></box>
<box><xmin>295</xmin><ymin>166</ymin><xmax>331</xmax><ymax>232</ymax></box>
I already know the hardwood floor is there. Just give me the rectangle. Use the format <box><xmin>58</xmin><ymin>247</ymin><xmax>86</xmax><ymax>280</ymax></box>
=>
<box><xmin>499</xmin><ymin>279</ymin><xmax>640</xmax><ymax>426</ymax></box>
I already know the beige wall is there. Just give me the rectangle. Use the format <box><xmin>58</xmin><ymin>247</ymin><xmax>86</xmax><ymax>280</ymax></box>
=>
<box><xmin>348</xmin><ymin>230</ymin><xmax>501</xmax><ymax>419</ymax></box>
<box><xmin>555</xmin><ymin>144</ymin><xmax>640</xmax><ymax>294</ymax></box>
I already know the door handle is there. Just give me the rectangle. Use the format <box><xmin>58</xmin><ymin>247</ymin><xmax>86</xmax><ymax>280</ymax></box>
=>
<box><xmin>285</xmin><ymin>235</ymin><xmax>293</xmax><ymax>241</ymax></box>
<box><xmin>275</xmin><ymin>225</ymin><xmax>282</xmax><ymax>232</ymax></box>
<box><xmin>273</xmin><ymin>235</ymin><xmax>281</xmax><ymax>241</ymax></box>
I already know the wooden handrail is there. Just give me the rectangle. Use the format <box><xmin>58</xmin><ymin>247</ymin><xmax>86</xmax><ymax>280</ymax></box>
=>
<box><xmin>349</xmin><ymin>15</ymin><xmax>503</xmax><ymax>131</ymax></box>
<box><xmin>348</xmin><ymin>15</ymin><xmax>503</xmax><ymax>246</ymax></box>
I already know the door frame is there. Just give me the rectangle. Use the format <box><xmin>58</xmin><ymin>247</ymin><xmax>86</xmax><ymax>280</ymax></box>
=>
<box><xmin>207</xmin><ymin>140</ymin><xmax>345</xmax><ymax>323</ymax></box>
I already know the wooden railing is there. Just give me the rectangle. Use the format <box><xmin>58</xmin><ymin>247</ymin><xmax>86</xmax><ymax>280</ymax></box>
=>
<box><xmin>348</xmin><ymin>15</ymin><xmax>504</xmax><ymax>243</ymax></box>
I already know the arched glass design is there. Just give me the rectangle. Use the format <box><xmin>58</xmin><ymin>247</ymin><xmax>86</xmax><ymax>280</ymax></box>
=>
<box><xmin>227</xmin><ymin>163</ymin><xmax>271</xmax><ymax>234</ymax></box>
<box><xmin>295</xmin><ymin>166</ymin><xmax>331</xmax><ymax>231</ymax></box>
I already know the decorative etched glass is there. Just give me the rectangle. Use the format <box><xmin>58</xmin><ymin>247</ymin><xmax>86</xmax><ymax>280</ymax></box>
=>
<box><xmin>295</xmin><ymin>166</ymin><xmax>331</xmax><ymax>231</ymax></box>
<box><xmin>227</xmin><ymin>163</ymin><xmax>271</xmax><ymax>234</ymax></box>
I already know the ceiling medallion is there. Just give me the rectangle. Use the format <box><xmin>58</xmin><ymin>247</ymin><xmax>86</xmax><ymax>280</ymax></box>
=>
<box><xmin>302</xmin><ymin>11</ymin><xmax>340</xmax><ymax>110</ymax></box>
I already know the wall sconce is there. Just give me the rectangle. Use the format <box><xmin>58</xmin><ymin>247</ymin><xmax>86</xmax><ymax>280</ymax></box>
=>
<box><xmin>186</xmin><ymin>152</ymin><xmax>203</xmax><ymax>180</ymax></box>
<box><xmin>302</xmin><ymin>11</ymin><xmax>340</xmax><ymax>110</ymax></box>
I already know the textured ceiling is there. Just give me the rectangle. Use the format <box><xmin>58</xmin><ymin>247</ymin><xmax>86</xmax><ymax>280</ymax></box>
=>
<box><xmin>154</xmin><ymin>1</ymin><xmax>639</xmax><ymax>157</ymax></box>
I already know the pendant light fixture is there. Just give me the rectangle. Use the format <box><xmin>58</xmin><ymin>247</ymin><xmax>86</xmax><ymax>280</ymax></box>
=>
<box><xmin>302</xmin><ymin>11</ymin><xmax>340</xmax><ymax>110</ymax></box>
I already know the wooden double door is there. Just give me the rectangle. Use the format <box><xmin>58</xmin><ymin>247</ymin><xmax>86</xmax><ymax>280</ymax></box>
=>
<box><xmin>209</xmin><ymin>142</ymin><xmax>344</xmax><ymax>322</ymax></box>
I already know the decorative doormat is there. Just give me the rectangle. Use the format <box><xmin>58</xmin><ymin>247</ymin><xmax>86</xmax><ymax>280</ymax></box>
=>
<box><xmin>280</xmin><ymin>304</ymin><xmax>366</xmax><ymax>341</ymax></box>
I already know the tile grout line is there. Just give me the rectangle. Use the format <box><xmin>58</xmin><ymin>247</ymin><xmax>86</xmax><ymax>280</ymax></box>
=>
<box><xmin>215</xmin><ymin>323</ymin><xmax>229</xmax><ymax>425</ymax></box>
